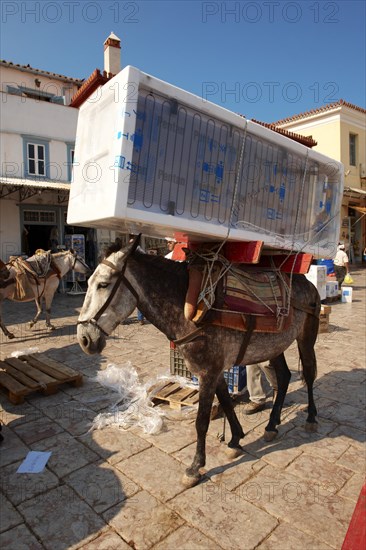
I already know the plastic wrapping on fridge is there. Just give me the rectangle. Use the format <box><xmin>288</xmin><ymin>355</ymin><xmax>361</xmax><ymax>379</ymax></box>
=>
<box><xmin>68</xmin><ymin>66</ymin><xmax>344</xmax><ymax>258</ymax></box>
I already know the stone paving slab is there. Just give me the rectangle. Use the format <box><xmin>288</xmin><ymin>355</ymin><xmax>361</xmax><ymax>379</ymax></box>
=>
<box><xmin>65</xmin><ymin>459</ymin><xmax>140</xmax><ymax>513</ymax></box>
<box><xmin>1</xmin><ymin>459</ymin><xmax>60</xmax><ymax>506</ymax></box>
<box><xmin>167</xmin><ymin>480</ymin><xmax>278</xmax><ymax>550</ymax></box>
<box><xmin>257</xmin><ymin>521</ymin><xmax>334</xmax><ymax>550</ymax></box>
<box><xmin>0</xmin><ymin>426</ymin><xmax>30</xmax><ymax>468</ymax></box>
<box><xmin>115</xmin><ymin>446</ymin><xmax>187</xmax><ymax>502</ymax></box>
<box><xmin>235</xmin><ymin>464</ymin><xmax>356</xmax><ymax>549</ymax></box>
<box><xmin>0</xmin><ymin>523</ymin><xmax>44</xmax><ymax>550</ymax></box>
<box><xmin>0</xmin><ymin>269</ymin><xmax>365</xmax><ymax>549</ymax></box>
<box><xmin>103</xmin><ymin>490</ymin><xmax>184</xmax><ymax>549</ymax></box>
<box><xmin>29</xmin><ymin>431</ymin><xmax>99</xmax><ymax>478</ymax></box>
<box><xmin>78</xmin><ymin>528</ymin><xmax>132</xmax><ymax>549</ymax></box>
<box><xmin>18</xmin><ymin>485</ymin><xmax>106</xmax><ymax>550</ymax></box>
<box><xmin>0</xmin><ymin>494</ymin><xmax>23</xmax><ymax>533</ymax></box>
<box><xmin>80</xmin><ymin>427</ymin><xmax>152</xmax><ymax>464</ymax></box>
<box><xmin>153</xmin><ymin>524</ymin><xmax>223</xmax><ymax>549</ymax></box>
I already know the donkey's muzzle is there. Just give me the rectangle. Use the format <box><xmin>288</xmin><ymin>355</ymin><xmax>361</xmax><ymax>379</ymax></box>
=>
<box><xmin>77</xmin><ymin>321</ymin><xmax>106</xmax><ymax>355</ymax></box>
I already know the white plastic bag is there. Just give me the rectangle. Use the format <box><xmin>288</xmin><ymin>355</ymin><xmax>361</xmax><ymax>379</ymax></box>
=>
<box><xmin>91</xmin><ymin>362</ymin><xmax>165</xmax><ymax>434</ymax></box>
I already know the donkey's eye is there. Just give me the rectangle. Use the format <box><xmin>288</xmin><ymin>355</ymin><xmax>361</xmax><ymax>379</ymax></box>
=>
<box><xmin>97</xmin><ymin>282</ymin><xmax>110</xmax><ymax>289</ymax></box>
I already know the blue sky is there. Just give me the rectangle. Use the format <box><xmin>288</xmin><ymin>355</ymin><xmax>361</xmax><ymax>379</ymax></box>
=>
<box><xmin>1</xmin><ymin>0</ymin><xmax>365</xmax><ymax>121</ymax></box>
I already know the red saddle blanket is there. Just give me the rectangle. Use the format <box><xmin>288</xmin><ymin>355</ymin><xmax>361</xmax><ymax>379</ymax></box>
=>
<box><xmin>187</xmin><ymin>265</ymin><xmax>292</xmax><ymax>333</ymax></box>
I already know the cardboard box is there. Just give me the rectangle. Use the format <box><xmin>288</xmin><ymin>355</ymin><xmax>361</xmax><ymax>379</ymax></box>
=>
<box><xmin>326</xmin><ymin>281</ymin><xmax>339</xmax><ymax>297</ymax></box>
<box><xmin>319</xmin><ymin>304</ymin><xmax>332</xmax><ymax>333</ymax></box>
<box><xmin>305</xmin><ymin>266</ymin><xmax>327</xmax><ymax>300</ymax></box>
<box><xmin>68</xmin><ymin>66</ymin><xmax>343</xmax><ymax>257</ymax></box>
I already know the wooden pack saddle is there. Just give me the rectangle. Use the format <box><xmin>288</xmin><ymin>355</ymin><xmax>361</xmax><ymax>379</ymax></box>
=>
<box><xmin>185</xmin><ymin>263</ymin><xmax>292</xmax><ymax>334</ymax></box>
<box><xmin>7</xmin><ymin>251</ymin><xmax>61</xmax><ymax>300</ymax></box>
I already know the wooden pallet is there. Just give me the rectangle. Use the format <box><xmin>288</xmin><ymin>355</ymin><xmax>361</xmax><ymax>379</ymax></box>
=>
<box><xmin>324</xmin><ymin>295</ymin><xmax>339</xmax><ymax>303</ymax></box>
<box><xmin>151</xmin><ymin>381</ymin><xmax>199</xmax><ymax>410</ymax></box>
<box><xmin>0</xmin><ymin>353</ymin><xmax>83</xmax><ymax>404</ymax></box>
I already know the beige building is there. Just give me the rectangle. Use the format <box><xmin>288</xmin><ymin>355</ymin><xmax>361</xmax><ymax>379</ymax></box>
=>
<box><xmin>273</xmin><ymin>101</ymin><xmax>366</xmax><ymax>262</ymax></box>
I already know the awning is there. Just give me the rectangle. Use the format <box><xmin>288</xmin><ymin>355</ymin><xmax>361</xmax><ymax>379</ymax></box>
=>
<box><xmin>0</xmin><ymin>176</ymin><xmax>71</xmax><ymax>191</ymax></box>
<box><xmin>344</xmin><ymin>186</ymin><xmax>366</xmax><ymax>196</ymax></box>
<box><xmin>352</xmin><ymin>206</ymin><xmax>366</xmax><ymax>214</ymax></box>
<box><xmin>0</xmin><ymin>176</ymin><xmax>71</xmax><ymax>203</ymax></box>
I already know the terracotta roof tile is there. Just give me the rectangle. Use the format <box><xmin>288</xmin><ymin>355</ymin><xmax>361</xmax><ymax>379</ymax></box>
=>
<box><xmin>0</xmin><ymin>59</ymin><xmax>83</xmax><ymax>84</ymax></box>
<box><xmin>70</xmin><ymin>69</ymin><xmax>112</xmax><ymax>108</ymax></box>
<box><xmin>272</xmin><ymin>99</ymin><xmax>366</xmax><ymax>125</ymax></box>
<box><xmin>251</xmin><ymin>119</ymin><xmax>317</xmax><ymax>148</ymax></box>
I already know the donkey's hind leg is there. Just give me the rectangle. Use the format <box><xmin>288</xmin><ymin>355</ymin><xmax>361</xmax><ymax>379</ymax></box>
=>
<box><xmin>215</xmin><ymin>375</ymin><xmax>245</xmax><ymax>458</ymax></box>
<box><xmin>264</xmin><ymin>354</ymin><xmax>291</xmax><ymax>441</ymax></box>
<box><xmin>29</xmin><ymin>298</ymin><xmax>43</xmax><ymax>328</ymax></box>
<box><xmin>296</xmin><ymin>309</ymin><xmax>319</xmax><ymax>432</ymax></box>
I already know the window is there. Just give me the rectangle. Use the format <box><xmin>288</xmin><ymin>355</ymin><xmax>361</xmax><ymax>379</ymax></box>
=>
<box><xmin>349</xmin><ymin>134</ymin><xmax>357</xmax><ymax>166</ymax></box>
<box><xmin>28</xmin><ymin>143</ymin><xmax>45</xmax><ymax>176</ymax></box>
<box><xmin>66</xmin><ymin>143</ymin><xmax>75</xmax><ymax>181</ymax></box>
<box><xmin>22</xmin><ymin>136</ymin><xmax>50</xmax><ymax>178</ymax></box>
<box><xmin>23</xmin><ymin>210</ymin><xmax>56</xmax><ymax>223</ymax></box>
<box><xmin>7</xmin><ymin>84</ymin><xmax>56</xmax><ymax>103</ymax></box>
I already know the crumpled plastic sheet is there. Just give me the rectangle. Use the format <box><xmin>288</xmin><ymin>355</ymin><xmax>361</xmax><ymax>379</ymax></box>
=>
<box><xmin>11</xmin><ymin>346</ymin><xmax>39</xmax><ymax>358</ymax></box>
<box><xmin>91</xmin><ymin>362</ymin><xmax>199</xmax><ymax>434</ymax></box>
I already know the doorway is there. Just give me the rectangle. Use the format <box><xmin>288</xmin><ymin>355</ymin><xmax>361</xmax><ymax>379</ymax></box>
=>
<box><xmin>24</xmin><ymin>224</ymin><xmax>55</xmax><ymax>256</ymax></box>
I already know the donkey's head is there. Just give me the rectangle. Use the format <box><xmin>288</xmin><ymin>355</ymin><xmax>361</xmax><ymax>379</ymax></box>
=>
<box><xmin>68</xmin><ymin>249</ymin><xmax>91</xmax><ymax>275</ymax></box>
<box><xmin>77</xmin><ymin>235</ymin><xmax>141</xmax><ymax>354</ymax></box>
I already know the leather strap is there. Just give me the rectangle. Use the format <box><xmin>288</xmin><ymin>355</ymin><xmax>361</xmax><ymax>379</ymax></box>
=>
<box><xmin>172</xmin><ymin>326</ymin><xmax>205</xmax><ymax>346</ymax></box>
<box><xmin>234</xmin><ymin>314</ymin><xmax>255</xmax><ymax>365</ymax></box>
<box><xmin>292</xmin><ymin>300</ymin><xmax>320</xmax><ymax>318</ymax></box>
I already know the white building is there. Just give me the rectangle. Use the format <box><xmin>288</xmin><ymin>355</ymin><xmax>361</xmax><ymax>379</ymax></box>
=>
<box><xmin>0</xmin><ymin>60</ymin><xmax>82</xmax><ymax>261</ymax></box>
<box><xmin>0</xmin><ymin>34</ymin><xmax>123</xmax><ymax>264</ymax></box>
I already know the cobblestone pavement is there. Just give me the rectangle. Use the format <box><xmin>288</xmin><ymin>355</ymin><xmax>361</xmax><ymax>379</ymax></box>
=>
<box><xmin>0</xmin><ymin>268</ymin><xmax>365</xmax><ymax>550</ymax></box>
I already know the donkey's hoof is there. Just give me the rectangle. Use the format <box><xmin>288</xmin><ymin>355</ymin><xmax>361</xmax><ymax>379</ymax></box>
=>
<box><xmin>305</xmin><ymin>421</ymin><xmax>318</xmax><ymax>433</ymax></box>
<box><xmin>47</xmin><ymin>325</ymin><xmax>56</xmax><ymax>332</ymax></box>
<box><xmin>182</xmin><ymin>473</ymin><xmax>201</xmax><ymax>488</ymax></box>
<box><xmin>264</xmin><ymin>429</ymin><xmax>278</xmax><ymax>442</ymax></box>
<box><xmin>29</xmin><ymin>322</ymin><xmax>34</xmax><ymax>329</ymax></box>
<box><xmin>7</xmin><ymin>333</ymin><xmax>15</xmax><ymax>339</ymax></box>
<box><xmin>225</xmin><ymin>446</ymin><xmax>243</xmax><ymax>459</ymax></box>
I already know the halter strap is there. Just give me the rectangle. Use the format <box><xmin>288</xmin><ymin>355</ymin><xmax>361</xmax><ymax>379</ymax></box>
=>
<box><xmin>78</xmin><ymin>236</ymin><xmax>141</xmax><ymax>333</ymax></box>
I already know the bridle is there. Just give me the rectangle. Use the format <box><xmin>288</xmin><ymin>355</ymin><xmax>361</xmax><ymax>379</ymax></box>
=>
<box><xmin>70</xmin><ymin>250</ymin><xmax>89</xmax><ymax>271</ymax></box>
<box><xmin>77</xmin><ymin>239</ymin><xmax>140</xmax><ymax>337</ymax></box>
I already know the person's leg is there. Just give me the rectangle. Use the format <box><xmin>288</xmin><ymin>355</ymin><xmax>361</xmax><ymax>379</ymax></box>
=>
<box><xmin>261</xmin><ymin>362</ymin><xmax>278</xmax><ymax>392</ymax></box>
<box><xmin>334</xmin><ymin>265</ymin><xmax>346</xmax><ymax>287</ymax></box>
<box><xmin>247</xmin><ymin>364</ymin><xmax>267</xmax><ymax>403</ymax></box>
<box><xmin>245</xmin><ymin>364</ymin><xmax>267</xmax><ymax>415</ymax></box>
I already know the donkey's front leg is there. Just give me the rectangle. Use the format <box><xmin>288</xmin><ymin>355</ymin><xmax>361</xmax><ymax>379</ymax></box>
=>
<box><xmin>182</xmin><ymin>374</ymin><xmax>217</xmax><ymax>488</ymax></box>
<box><xmin>0</xmin><ymin>304</ymin><xmax>14</xmax><ymax>339</ymax></box>
<box><xmin>215</xmin><ymin>375</ymin><xmax>245</xmax><ymax>458</ymax></box>
<box><xmin>44</xmin><ymin>281</ymin><xmax>59</xmax><ymax>330</ymax></box>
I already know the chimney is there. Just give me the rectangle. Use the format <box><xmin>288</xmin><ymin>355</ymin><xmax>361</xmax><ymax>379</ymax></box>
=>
<box><xmin>104</xmin><ymin>32</ymin><xmax>121</xmax><ymax>76</ymax></box>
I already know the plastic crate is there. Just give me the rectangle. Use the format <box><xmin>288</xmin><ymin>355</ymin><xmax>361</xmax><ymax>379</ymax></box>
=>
<box><xmin>224</xmin><ymin>366</ymin><xmax>247</xmax><ymax>394</ymax></box>
<box><xmin>169</xmin><ymin>348</ymin><xmax>192</xmax><ymax>379</ymax></box>
<box><xmin>170</xmin><ymin>344</ymin><xmax>246</xmax><ymax>392</ymax></box>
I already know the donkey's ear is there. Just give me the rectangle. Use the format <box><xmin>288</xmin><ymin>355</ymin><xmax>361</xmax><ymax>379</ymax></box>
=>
<box><xmin>129</xmin><ymin>233</ymin><xmax>141</xmax><ymax>254</ymax></box>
